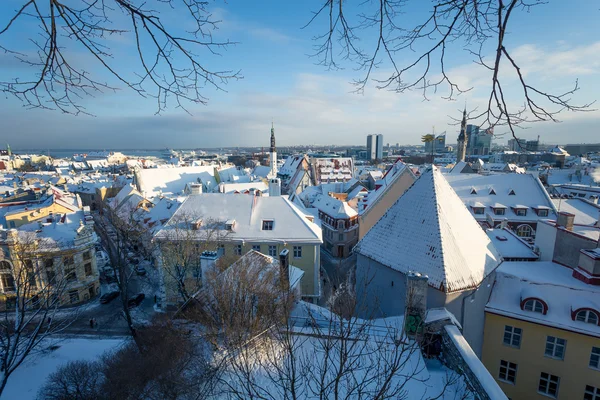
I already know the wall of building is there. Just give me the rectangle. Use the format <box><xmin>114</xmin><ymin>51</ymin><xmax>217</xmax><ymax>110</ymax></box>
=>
<box><xmin>358</xmin><ymin>170</ymin><xmax>415</xmax><ymax>240</ymax></box>
<box><xmin>482</xmin><ymin>312</ymin><xmax>600</xmax><ymax>400</ymax></box>
<box><xmin>355</xmin><ymin>254</ymin><xmax>493</xmax><ymax>356</ymax></box>
<box><xmin>160</xmin><ymin>241</ymin><xmax>320</xmax><ymax>305</ymax></box>
<box><xmin>552</xmin><ymin>228</ymin><xmax>598</xmax><ymax>268</ymax></box>
<box><xmin>5</xmin><ymin>202</ymin><xmax>74</xmax><ymax>228</ymax></box>
<box><xmin>534</xmin><ymin>221</ymin><xmax>557</xmax><ymax>262</ymax></box>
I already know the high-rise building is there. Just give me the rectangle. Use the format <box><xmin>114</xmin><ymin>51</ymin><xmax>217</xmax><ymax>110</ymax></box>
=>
<box><xmin>366</xmin><ymin>134</ymin><xmax>384</xmax><ymax>161</ymax></box>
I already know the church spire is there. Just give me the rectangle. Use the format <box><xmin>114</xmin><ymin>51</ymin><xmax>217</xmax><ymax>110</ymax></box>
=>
<box><xmin>270</xmin><ymin>121</ymin><xmax>276</xmax><ymax>153</ymax></box>
<box><xmin>456</xmin><ymin>107</ymin><xmax>468</xmax><ymax>162</ymax></box>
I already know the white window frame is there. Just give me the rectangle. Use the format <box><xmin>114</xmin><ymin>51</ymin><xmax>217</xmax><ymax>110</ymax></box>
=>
<box><xmin>538</xmin><ymin>209</ymin><xmax>549</xmax><ymax>217</ymax></box>
<box><xmin>590</xmin><ymin>347</ymin><xmax>600</xmax><ymax>370</ymax></box>
<box><xmin>262</xmin><ymin>220</ymin><xmax>274</xmax><ymax>231</ymax></box>
<box><xmin>268</xmin><ymin>245</ymin><xmax>277</xmax><ymax>257</ymax></box>
<box><xmin>524</xmin><ymin>299</ymin><xmax>545</xmax><ymax>313</ymax></box>
<box><xmin>293</xmin><ymin>246</ymin><xmax>302</xmax><ymax>259</ymax></box>
<box><xmin>252</xmin><ymin>245</ymin><xmax>261</xmax><ymax>252</ymax></box>
<box><xmin>503</xmin><ymin>325</ymin><xmax>522</xmax><ymax>348</ymax></box>
<box><xmin>576</xmin><ymin>310</ymin><xmax>599</xmax><ymax>325</ymax></box>
<box><xmin>498</xmin><ymin>360</ymin><xmax>517</xmax><ymax>384</ymax></box>
<box><xmin>544</xmin><ymin>336</ymin><xmax>566</xmax><ymax>360</ymax></box>
<box><xmin>516</xmin><ymin>224</ymin><xmax>533</xmax><ymax>237</ymax></box>
<box><xmin>538</xmin><ymin>372</ymin><xmax>560</xmax><ymax>398</ymax></box>
<box><xmin>585</xmin><ymin>385</ymin><xmax>600</xmax><ymax>400</ymax></box>
<box><xmin>234</xmin><ymin>244</ymin><xmax>242</xmax><ymax>256</ymax></box>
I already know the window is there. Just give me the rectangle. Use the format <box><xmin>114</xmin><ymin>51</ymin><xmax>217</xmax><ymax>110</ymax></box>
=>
<box><xmin>9</xmin><ymin>221</ymin><xmax>15</xmax><ymax>228</ymax></box>
<box><xmin>268</xmin><ymin>245</ymin><xmax>277</xmax><ymax>257</ymax></box>
<box><xmin>508</xmin><ymin>189</ymin><xmax>516</xmax><ymax>195</ymax></box>
<box><xmin>585</xmin><ymin>385</ymin><xmax>600</xmax><ymax>400</ymax></box>
<box><xmin>46</xmin><ymin>268</ymin><xmax>56</xmax><ymax>284</ymax></box>
<box><xmin>44</xmin><ymin>259</ymin><xmax>54</xmax><ymax>268</ymax></box>
<box><xmin>252</xmin><ymin>245</ymin><xmax>261</xmax><ymax>252</ymax></box>
<box><xmin>1</xmin><ymin>274</ymin><xmax>15</xmax><ymax>292</ymax></box>
<box><xmin>590</xmin><ymin>347</ymin><xmax>600</xmax><ymax>370</ymax></box>
<box><xmin>545</xmin><ymin>336</ymin><xmax>566</xmax><ymax>360</ymax></box>
<box><xmin>0</xmin><ymin>261</ymin><xmax>10</xmax><ymax>271</ymax></box>
<box><xmin>493</xmin><ymin>208</ymin><xmax>506</xmax><ymax>216</ymax></box>
<box><xmin>293</xmin><ymin>246</ymin><xmax>302</xmax><ymax>258</ymax></box>
<box><xmin>338</xmin><ymin>233</ymin><xmax>344</xmax><ymax>241</ymax></box>
<box><xmin>262</xmin><ymin>220</ymin><xmax>274</xmax><ymax>231</ymax></box>
<box><xmin>234</xmin><ymin>244</ymin><xmax>242</xmax><ymax>256</ymax></box>
<box><xmin>503</xmin><ymin>326</ymin><xmax>522</xmax><ymax>348</ymax></box>
<box><xmin>470</xmin><ymin>188</ymin><xmax>477</xmax><ymax>195</ymax></box>
<box><xmin>538</xmin><ymin>372</ymin><xmax>560</xmax><ymax>398</ymax></box>
<box><xmin>516</xmin><ymin>225</ymin><xmax>533</xmax><ymax>237</ymax></box>
<box><xmin>69</xmin><ymin>290</ymin><xmax>79</xmax><ymax>304</ymax></box>
<box><xmin>498</xmin><ymin>360</ymin><xmax>517</xmax><ymax>384</ymax></box>
<box><xmin>63</xmin><ymin>255</ymin><xmax>74</xmax><ymax>265</ymax></box>
<box><xmin>489</xmin><ymin>188</ymin><xmax>496</xmax><ymax>195</ymax></box>
<box><xmin>83</xmin><ymin>251</ymin><xmax>91</xmax><ymax>261</ymax></box>
<box><xmin>84</xmin><ymin>263</ymin><xmax>92</xmax><ymax>276</ymax></box>
<box><xmin>537</xmin><ymin>209</ymin><xmax>549</xmax><ymax>217</ymax></box>
<box><xmin>515</xmin><ymin>209</ymin><xmax>527</xmax><ymax>216</ymax></box>
<box><xmin>218</xmin><ymin>244</ymin><xmax>225</xmax><ymax>255</ymax></box>
<box><xmin>523</xmin><ymin>299</ymin><xmax>546</xmax><ymax>314</ymax></box>
<box><xmin>65</xmin><ymin>267</ymin><xmax>77</xmax><ymax>282</ymax></box>
<box><xmin>576</xmin><ymin>310</ymin><xmax>599</xmax><ymax>325</ymax></box>
<box><xmin>338</xmin><ymin>221</ymin><xmax>345</xmax><ymax>229</ymax></box>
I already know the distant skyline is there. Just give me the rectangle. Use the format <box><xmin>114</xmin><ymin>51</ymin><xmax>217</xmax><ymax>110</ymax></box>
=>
<box><xmin>1</xmin><ymin>1</ymin><xmax>598</xmax><ymax>149</ymax></box>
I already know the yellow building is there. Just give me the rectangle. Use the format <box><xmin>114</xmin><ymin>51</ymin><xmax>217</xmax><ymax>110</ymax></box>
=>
<box><xmin>482</xmin><ymin>261</ymin><xmax>600</xmax><ymax>400</ymax></box>
<box><xmin>5</xmin><ymin>190</ymin><xmax>81</xmax><ymax>228</ymax></box>
<box><xmin>0</xmin><ymin>211</ymin><xmax>100</xmax><ymax>309</ymax></box>
<box><xmin>153</xmin><ymin>193</ymin><xmax>322</xmax><ymax>306</ymax></box>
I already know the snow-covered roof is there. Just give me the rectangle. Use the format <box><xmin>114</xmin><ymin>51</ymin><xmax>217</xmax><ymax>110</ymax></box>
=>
<box><xmin>359</xmin><ymin>160</ymin><xmax>415</xmax><ymax>214</ymax></box>
<box><xmin>552</xmin><ymin>198</ymin><xmax>600</xmax><ymax>225</ymax></box>
<box><xmin>155</xmin><ymin>194</ymin><xmax>322</xmax><ymax>243</ymax></box>
<box><xmin>486</xmin><ymin>261</ymin><xmax>600</xmax><ymax>338</ymax></box>
<box><xmin>252</xmin><ymin>165</ymin><xmax>272</xmax><ymax>179</ymax></box>
<box><xmin>485</xmin><ymin>229</ymin><xmax>538</xmax><ymax>259</ymax></box>
<box><xmin>355</xmin><ymin>167</ymin><xmax>502</xmax><ymax>292</ymax></box>
<box><xmin>312</xmin><ymin>193</ymin><xmax>357</xmax><ymax>219</ymax></box>
<box><xmin>446</xmin><ymin>173</ymin><xmax>556</xmax><ymax>222</ymax></box>
<box><xmin>135</xmin><ymin>165</ymin><xmax>217</xmax><ymax>197</ymax></box>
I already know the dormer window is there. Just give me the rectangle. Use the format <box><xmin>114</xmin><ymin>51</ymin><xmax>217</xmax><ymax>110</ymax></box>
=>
<box><xmin>522</xmin><ymin>298</ymin><xmax>548</xmax><ymax>315</ymax></box>
<box><xmin>225</xmin><ymin>219</ymin><xmax>236</xmax><ymax>231</ymax></box>
<box><xmin>574</xmin><ymin>309</ymin><xmax>599</xmax><ymax>325</ymax></box>
<box><xmin>470</xmin><ymin>188</ymin><xmax>477</xmax><ymax>195</ymax></box>
<box><xmin>262</xmin><ymin>220</ymin><xmax>274</xmax><ymax>231</ymax></box>
<box><xmin>508</xmin><ymin>189</ymin><xmax>516</xmax><ymax>196</ymax></box>
<box><xmin>492</xmin><ymin>207</ymin><xmax>506</xmax><ymax>216</ymax></box>
<box><xmin>472</xmin><ymin>207</ymin><xmax>485</xmax><ymax>215</ymax></box>
<box><xmin>537</xmin><ymin>209</ymin><xmax>549</xmax><ymax>217</ymax></box>
<box><xmin>489</xmin><ymin>188</ymin><xmax>496</xmax><ymax>195</ymax></box>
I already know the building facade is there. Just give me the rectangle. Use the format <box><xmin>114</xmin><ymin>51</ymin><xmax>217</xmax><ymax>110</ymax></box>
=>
<box><xmin>367</xmin><ymin>134</ymin><xmax>384</xmax><ymax>161</ymax></box>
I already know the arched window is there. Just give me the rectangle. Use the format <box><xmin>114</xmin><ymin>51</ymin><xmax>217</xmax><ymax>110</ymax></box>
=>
<box><xmin>522</xmin><ymin>298</ymin><xmax>547</xmax><ymax>314</ymax></box>
<box><xmin>516</xmin><ymin>224</ymin><xmax>533</xmax><ymax>238</ymax></box>
<box><xmin>0</xmin><ymin>261</ymin><xmax>11</xmax><ymax>271</ymax></box>
<box><xmin>574</xmin><ymin>309</ymin><xmax>599</xmax><ymax>325</ymax></box>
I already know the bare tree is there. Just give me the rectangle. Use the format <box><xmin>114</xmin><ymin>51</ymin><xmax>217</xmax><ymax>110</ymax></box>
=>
<box><xmin>0</xmin><ymin>230</ymin><xmax>82</xmax><ymax>396</ymax></box>
<box><xmin>217</xmin><ymin>272</ymin><xmax>471</xmax><ymax>400</ymax></box>
<box><xmin>37</xmin><ymin>359</ymin><xmax>103</xmax><ymax>400</ymax></box>
<box><xmin>305</xmin><ymin>1</ymin><xmax>595</xmax><ymax>140</ymax></box>
<box><xmin>0</xmin><ymin>1</ymin><xmax>240</xmax><ymax>115</ymax></box>
<box><xmin>100</xmin><ymin>201</ymin><xmax>150</xmax><ymax>339</ymax></box>
<box><xmin>156</xmin><ymin>213</ymin><xmax>233</xmax><ymax>304</ymax></box>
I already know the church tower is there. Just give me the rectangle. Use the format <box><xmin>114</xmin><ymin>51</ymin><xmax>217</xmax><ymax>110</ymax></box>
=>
<box><xmin>269</xmin><ymin>122</ymin><xmax>277</xmax><ymax>177</ymax></box>
<box><xmin>456</xmin><ymin>108</ymin><xmax>468</xmax><ymax>162</ymax></box>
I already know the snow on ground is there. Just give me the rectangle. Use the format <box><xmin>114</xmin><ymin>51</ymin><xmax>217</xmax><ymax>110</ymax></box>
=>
<box><xmin>2</xmin><ymin>337</ymin><xmax>125</xmax><ymax>400</ymax></box>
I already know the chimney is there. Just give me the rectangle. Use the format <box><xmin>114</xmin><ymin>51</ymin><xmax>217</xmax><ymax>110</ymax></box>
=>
<box><xmin>200</xmin><ymin>250</ymin><xmax>219</xmax><ymax>279</ymax></box>
<box><xmin>405</xmin><ymin>272</ymin><xmax>428</xmax><ymax>340</ymax></box>
<box><xmin>557</xmin><ymin>211</ymin><xmax>575</xmax><ymax>231</ymax></box>
<box><xmin>279</xmin><ymin>248</ymin><xmax>290</xmax><ymax>290</ymax></box>
<box><xmin>269</xmin><ymin>178</ymin><xmax>281</xmax><ymax>197</ymax></box>
<box><xmin>189</xmin><ymin>183</ymin><xmax>202</xmax><ymax>195</ymax></box>
<box><xmin>37</xmin><ymin>220</ymin><xmax>43</xmax><ymax>229</ymax></box>
<box><xmin>500</xmin><ymin>218</ymin><xmax>508</xmax><ymax>230</ymax></box>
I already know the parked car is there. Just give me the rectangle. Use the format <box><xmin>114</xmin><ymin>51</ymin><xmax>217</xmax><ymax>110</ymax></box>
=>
<box><xmin>100</xmin><ymin>291</ymin><xmax>120</xmax><ymax>304</ymax></box>
<box><xmin>127</xmin><ymin>293</ymin><xmax>145</xmax><ymax>309</ymax></box>
<box><xmin>135</xmin><ymin>264</ymin><xmax>146</xmax><ymax>276</ymax></box>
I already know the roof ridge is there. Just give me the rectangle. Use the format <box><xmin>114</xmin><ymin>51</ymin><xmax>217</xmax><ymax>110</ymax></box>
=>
<box><xmin>430</xmin><ymin>167</ymin><xmax>448</xmax><ymax>291</ymax></box>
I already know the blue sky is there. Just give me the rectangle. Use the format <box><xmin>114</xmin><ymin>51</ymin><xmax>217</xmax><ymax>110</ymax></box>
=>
<box><xmin>0</xmin><ymin>0</ymin><xmax>598</xmax><ymax>150</ymax></box>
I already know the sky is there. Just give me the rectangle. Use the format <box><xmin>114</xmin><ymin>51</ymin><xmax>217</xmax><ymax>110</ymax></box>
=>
<box><xmin>0</xmin><ymin>0</ymin><xmax>599</xmax><ymax>150</ymax></box>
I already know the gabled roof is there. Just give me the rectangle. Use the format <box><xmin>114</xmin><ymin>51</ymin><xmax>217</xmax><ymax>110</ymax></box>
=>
<box><xmin>355</xmin><ymin>167</ymin><xmax>502</xmax><ymax>292</ymax></box>
<box><xmin>135</xmin><ymin>165</ymin><xmax>217</xmax><ymax>197</ymax></box>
